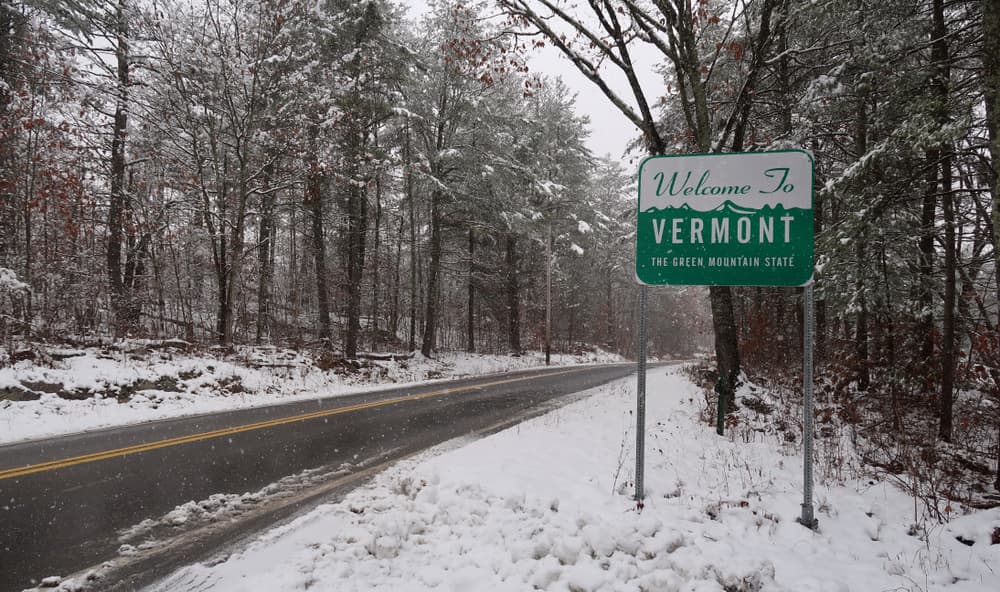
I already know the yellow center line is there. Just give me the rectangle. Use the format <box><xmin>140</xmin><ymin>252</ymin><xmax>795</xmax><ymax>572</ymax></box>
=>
<box><xmin>0</xmin><ymin>367</ymin><xmax>586</xmax><ymax>481</ymax></box>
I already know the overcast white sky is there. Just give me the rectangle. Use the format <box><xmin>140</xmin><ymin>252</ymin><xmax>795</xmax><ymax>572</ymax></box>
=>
<box><xmin>400</xmin><ymin>0</ymin><xmax>664</xmax><ymax>161</ymax></box>
<box><xmin>528</xmin><ymin>42</ymin><xmax>660</xmax><ymax>161</ymax></box>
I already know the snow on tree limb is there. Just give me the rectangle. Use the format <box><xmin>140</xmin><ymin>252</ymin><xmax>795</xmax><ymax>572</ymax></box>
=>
<box><xmin>497</xmin><ymin>0</ymin><xmax>655</xmax><ymax>151</ymax></box>
<box><xmin>0</xmin><ymin>269</ymin><xmax>30</xmax><ymax>293</ymax></box>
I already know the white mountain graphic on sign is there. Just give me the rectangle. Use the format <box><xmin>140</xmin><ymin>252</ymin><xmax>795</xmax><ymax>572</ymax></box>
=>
<box><xmin>642</xmin><ymin>201</ymin><xmax>776</xmax><ymax>215</ymax></box>
<box><xmin>643</xmin><ymin>203</ymin><xmax>692</xmax><ymax>214</ymax></box>
<box><xmin>711</xmin><ymin>201</ymin><xmax>757</xmax><ymax>215</ymax></box>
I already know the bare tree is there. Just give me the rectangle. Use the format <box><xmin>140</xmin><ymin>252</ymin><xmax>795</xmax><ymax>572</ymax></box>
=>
<box><xmin>982</xmin><ymin>0</ymin><xmax>1000</xmax><ymax>487</ymax></box>
<box><xmin>498</xmin><ymin>0</ymin><xmax>780</xmax><ymax>402</ymax></box>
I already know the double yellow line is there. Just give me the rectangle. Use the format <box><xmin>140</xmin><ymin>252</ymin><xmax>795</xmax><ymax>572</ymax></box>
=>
<box><xmin>0</xmin><ymin>368</ymin><xmax>582</xmax><ymax>481</ymax></box>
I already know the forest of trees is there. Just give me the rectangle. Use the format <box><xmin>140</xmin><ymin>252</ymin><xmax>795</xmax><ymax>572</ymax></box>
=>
<box><xmin>0</xmin><ymin>0</ymin><xmax>708</xmax><ymax>360</ymax></box>
<box><xmin>2</xmin><ymin>0</ymin><xmax>1000</xmax><ymax>478</ymax></box>
<box><xmin>496</xmin><ymin>0</ymin><xmax>1000</xmax><ymax>486</ymax></box>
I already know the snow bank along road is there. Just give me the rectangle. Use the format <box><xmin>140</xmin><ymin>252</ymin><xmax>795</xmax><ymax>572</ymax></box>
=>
<box><xmin>148</xmin><ymin>367</ymin><xmax>1000</xmax><ymax>592</ymax></box>
<box><xmin>0</xmin><ymin>363</ymin><xmax>637</xmax><ymax>591</ymax></box>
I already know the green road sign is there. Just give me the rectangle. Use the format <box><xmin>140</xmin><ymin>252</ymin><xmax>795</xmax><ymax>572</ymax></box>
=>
<box><xmin>636</xmin><ymin>150</ymin><xmax>814</xmax><ymax>286</ymax></box>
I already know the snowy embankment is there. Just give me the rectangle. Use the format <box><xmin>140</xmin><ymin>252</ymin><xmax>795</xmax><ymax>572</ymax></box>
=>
<box><xmin>145</xmin><ymin>366</ymin><xmax>1000</xmax><ymax>592</ymax></box>
<box><xmin>0</xmin><ymin>345</ymin><xmax>623</xmax><ymax>444</ymax></box>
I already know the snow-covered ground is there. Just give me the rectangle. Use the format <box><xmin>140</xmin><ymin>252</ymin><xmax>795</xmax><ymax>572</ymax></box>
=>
<box><xmin>0</xmin><ymin>346</ymin><xmax>624</xmax><ymax>444</ymax></box>
<box><xmin>138</xmin><ymin>366</ymin><xmax>1000</xmax><ymax>592</ymax></box>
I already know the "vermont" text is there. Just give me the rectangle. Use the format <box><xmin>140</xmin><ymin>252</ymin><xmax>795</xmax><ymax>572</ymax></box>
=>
<box><xmin>651</xmin><ymin>215</ymin><xmax>795</xmax><ymax>245</ymax></box>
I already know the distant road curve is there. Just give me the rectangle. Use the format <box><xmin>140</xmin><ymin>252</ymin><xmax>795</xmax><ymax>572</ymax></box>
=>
<box><xmin>0</xmin><ymin>363</ymin><xmax>641</xmax><ymax>591</ymax></box>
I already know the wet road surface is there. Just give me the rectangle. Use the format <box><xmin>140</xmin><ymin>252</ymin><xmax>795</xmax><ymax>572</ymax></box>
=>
<box><xmin>0</xmin><ymin>364</ymin><xmax>636</xmax><ymax>591</ymax></box>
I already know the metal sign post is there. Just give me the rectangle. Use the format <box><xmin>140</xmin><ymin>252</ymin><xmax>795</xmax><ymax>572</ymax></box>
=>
<box><xmin>633</xmin><ymin>150</ymin><xmax>816</xmax><ymax>524</ymax></box>
<box><xmin>635</xmin><ymin>285</ymin><xmax>648</xmax><ymax>503</ymax></box>
<box><xmin>799</xmin><ymin>281</ymin><xmax>818</xmax><ymax>529</ymax></box>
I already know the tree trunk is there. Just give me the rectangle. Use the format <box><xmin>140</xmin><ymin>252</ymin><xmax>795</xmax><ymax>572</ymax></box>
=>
<box><xmin>604</xmin><ymin>279</ymin><xmax>614</xmax><ymax>350</ymax></box>
<box><xmin>255</xmin><ymin>165</ymin><xmax>276</xmax><ymax>345</ymax></box>
<box><xmin>344</xmin><ymin>174</ymin><xmax>367</xmax><ymax>359</ymax></box>
<box><xmin>339</xmin><ymin>6</ymin><xmax>383</xmax><ymax>357</ymax></box>
<box><xmin>215</xmin><ymin>260</ymin><xmax>229</xmax><ymax>344</ymax></box>
<box><xmin>940</xmin><ymin>156</ymin><xmax>956</xmax><ymax>442</ymax></box>
<box><xmin>151</xmin><ymin>239</ymin><xmax>166</xmax><ymax>337</ymax></box>
<box><xmin>421</xmin><ymin>189</ymin><xmax>442</xmax><ymax>357</ymax></box>
<box><xmin>122</xmin><ymin>228</ymin><xmax>149</xmax><ymax>334</ymax></box>
<box><xmin>545</xmin><ymin>222</ymin><xmax>552</xmax><ymax>365</ymax></box>
<box><xmin>406</xmin><ymin>126</ymin><xmax>417</xmax><ymax>352</ymax></box>
<box><xmin>505</xmin><ymin>232</ymin><xmax>521</xmax><ymax>354</ymax></box>
<box><xmin>372</xmin><ymin>161</ymin><xmax>383</xmax><ymax>337</ymax></box>
<box><xmin>288</xmin><ymin>196</ymin><xmax>299</xmax><ymax>339</ymax></box>
<box><xmin>212</xmin><ymin>158</ymin><xmax>231</xmax><ymax>345</ymax></box>
<box><xmin>710</xmin><ymin>286</ymin><xmax>740</xmax><ymax>409</ymax></box>
<box><xmin>919</xmin><ymin>152</ymin><xmax>937</xmax><ymax>360</ymax></box>
<box><xmin>775</xmin><ymin>0</ymin><xmax>792</xmax><ymax>139</ymax></box>
<box><xmin>986</xmin><ymin>0</ymin><xmax>1000</xmax><ymax>286</ymax></box>
<box><xmin>855</xmin><ymin>238</ymin><xmax>870</xmax><ymax>391</ymax></box>
<box><xmin>107</xmin><ymin>0</ymin><xmax>131</xmax><ymax>337</ymax></box>
<box><xmin>307</xmin><ymin>161</ymin><xmax>332</xmax><ymax>343</ymax></box>
<box><xmin>23</xmin><ymin>152</ymin><xmax>32</xmax><ymax>325</ymax></box>
<box><xmin>220</xmin><ymin>162</ymin><xmax>250</xmax><ymax>346</ymax></box>
<box><xmin>810</xmin><ymin>140</ymin><xmax>826</xmax><ymax>360</ymax></box>
<box><xmin>680</xmin><ymin>4</ymin><xmax>752</xmax><ymax>409</ymax></box>
<box><xmin>932</xmin><ymin>0</ymin><xmax>955</xmax><ymax>441</ymax></box>
<box><xmin>0</xmin><ymin>5</ymin><xmax>25</xmax><ymax>265</ymax></box>
<box><xmin>853</xmin><ymin>89</ymin><xmax>871</xmax><ymax>390</ymax></box>
<box><xmin>390</xmin><ymin>211</ymin><xmax>404</xmax><ymax>338</ymax></box>
<box><xmin>467</xmin><ymin>228</ymin><xmax>475</xmax><ymax>353</ymax></box>
<box><xmin>982</xmin><ymin>0</ymin><xmax>1000</xmax><ymax>489</ymax></box>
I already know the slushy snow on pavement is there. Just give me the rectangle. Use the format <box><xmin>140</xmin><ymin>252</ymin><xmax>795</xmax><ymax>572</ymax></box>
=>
<box><xmin>146</xmin><ymin>366</ymin><xmax>1000</xmax><ymax>592</ymax></box>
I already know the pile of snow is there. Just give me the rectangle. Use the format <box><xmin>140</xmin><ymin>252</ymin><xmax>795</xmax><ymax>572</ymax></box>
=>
<box><xmin>143</xmin><ymin>367</ymin><xmax>1000</xmax><ymax>592</ymax></box>
<box><xmin>0</xmin><ymin>267</ymin><xmax>29</xmax><ymax>292</ymax></box>
<box><xmin>0</xmin><ymin>345</ymin><xmax>625</xmax><ymax>444</ymax></box>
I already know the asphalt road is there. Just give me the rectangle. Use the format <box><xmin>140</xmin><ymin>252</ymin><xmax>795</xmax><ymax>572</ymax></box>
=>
<box><xmin>0</xmin><ymin>363</ymin><xmax>636</xmax><ymax>591</ymax></box>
